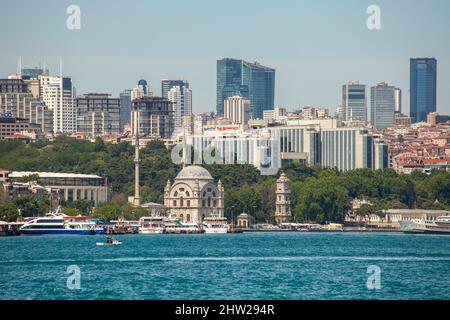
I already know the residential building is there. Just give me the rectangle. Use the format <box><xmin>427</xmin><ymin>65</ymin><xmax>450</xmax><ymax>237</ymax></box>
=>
<box><xmin>0</xmin><ymin>114</ymin><xmax>43</xmax><ymax>140</ymax></box>
<box><xmin>39</xmin><ymin>75</ymin><xmax>76</xmax><ymax>133</ymax></box>
<box><xmin>427</xmin><ymin>112</ymin><xmax>449</xmax><ymax>125</ymax></box>
<box><xmin>263</xmin><ymin>107</ymin><xmax>287</xmax><ymax>121</ymax></box>
<box><xmin>161</xmin><ymin>79</ymin><xmax>189</xmax><ymax>99</ymax></box>
<box><xmin>131</xmin><ymin>79</ymin><xmax>152</xmax><ymax>101</ymax></box>
<box><xmin>167</xmin><ymin>84</ymin><xmax>192</xmax><ymax>128</ymax></box>
<box><xmin>0</xmin><ymin>78</ymin><xmax>53</xmax><ymax>133</ymax></box>
<box><xmin>224</xmin><ymin>95</ymin><xmax>251</xmax><ymax>125</ymax></box>
<box><xmin>131</xmin><ymin>97</ymin><xmax>174</xmax><ymax>138</ymax></box>
<box><xmin>76</xmin><ymin>93</ymin><xmax>120</xmax><ymax>136</ymax></box>
<box><xmin>394</xmin><ymin>87</ymin><xmax>402</xmax><ymax>113</ymax></box>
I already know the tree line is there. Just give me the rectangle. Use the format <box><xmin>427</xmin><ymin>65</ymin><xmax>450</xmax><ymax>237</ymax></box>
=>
<box><xmin>0</xmin><ymin>137</ymin><xmax>449</xmax><ymax>223</ymax></box>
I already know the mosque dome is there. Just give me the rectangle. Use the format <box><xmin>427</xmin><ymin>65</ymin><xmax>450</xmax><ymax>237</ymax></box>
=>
<box><xmin>175</xmin><ymin>165</ymin><xmax>213</xmax><ymax>181</ymax></box>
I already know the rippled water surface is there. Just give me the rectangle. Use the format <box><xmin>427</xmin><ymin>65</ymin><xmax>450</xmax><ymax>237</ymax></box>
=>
<box><xmin>1</xmin><ymin>232</ymin><xmax>450</xmax><ymax>300</ymax></box>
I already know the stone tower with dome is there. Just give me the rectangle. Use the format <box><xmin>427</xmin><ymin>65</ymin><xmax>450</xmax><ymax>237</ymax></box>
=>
<box><xmin>275</xmin><ymin>172</ymin><xmax>291</xmax><ymax>224</ymax></box>
<box><xmin>164</xmin><ymin>165</ymin><xmax>224</xmax><ymax>223</ymax></box>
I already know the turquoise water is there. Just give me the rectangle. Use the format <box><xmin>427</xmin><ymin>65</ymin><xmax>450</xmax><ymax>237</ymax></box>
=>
<box><xmin>1</xmin><ymin>232</ymin><xmax>450</xmax><ymax>300</ymax></box>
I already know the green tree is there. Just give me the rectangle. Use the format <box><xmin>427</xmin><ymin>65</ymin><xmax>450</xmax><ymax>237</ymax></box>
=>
<box><xmin>0</xmin><ymin>202</ymin><xmax>19</xmax><ymax>222</ymax></box>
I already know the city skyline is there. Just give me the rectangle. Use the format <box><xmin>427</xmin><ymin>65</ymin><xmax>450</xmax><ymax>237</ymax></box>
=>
<box><xmin>0</xmin><ymin>0</ymin><xmax>449</xmax><ymax>115</ymax></box>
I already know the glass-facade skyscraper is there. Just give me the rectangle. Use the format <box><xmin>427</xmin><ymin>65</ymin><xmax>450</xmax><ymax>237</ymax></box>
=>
<box><xmin>217</xmin><ymin>58</ymin><xmax>275</xmax><ymax>119</ymax></box>
<box><xmin>161</xmin><ymin>79</ymin><xmax>189</xmax><ymax>99</ymax></box>
<box><xmin>119</xmin><ymin>89</ymin><xmax>132</xmax><ymax>131</ymax></box>
<box><xmin>410</xmin><ymin>58</ymin><xmax>437</xmax><ymax>123</ymax></box>
<box><xmin>342</xmin><ymin>81</ymin><xmax>367</xmax><ymax>122</ymax></box>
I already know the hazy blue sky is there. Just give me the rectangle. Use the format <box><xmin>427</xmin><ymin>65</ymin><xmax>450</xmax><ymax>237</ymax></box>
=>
<box><xmin>1</xmin><ymin>0</ymin><xmax>449</xmax><ymax>114</ymax></box>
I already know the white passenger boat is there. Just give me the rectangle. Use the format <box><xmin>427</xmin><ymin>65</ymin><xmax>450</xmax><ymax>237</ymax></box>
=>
<box><xmin>399</xmin><ymin>216</ymin><xmax>450</xmax><ymax>235</ymax></box>
<box><xmin>138</xmin><ymin>216</ymin><xmax>165</xmax><ymax>234</ymax></box>
<box><xmin>20</xmin><ymin>211</ymin><xmax>104</xmax><ymax>236</ymax></box>
<box><xmin>202</xmin><ymin>216</ymin><xmax>228</xmax><ymax>234</ymax></box>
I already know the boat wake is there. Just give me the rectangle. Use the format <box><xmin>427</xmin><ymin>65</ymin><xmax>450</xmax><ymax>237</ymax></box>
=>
<box><xmin>2</xmin><ymin>256</ymin><xmax>450</xmax><ymax>264</ymax></box>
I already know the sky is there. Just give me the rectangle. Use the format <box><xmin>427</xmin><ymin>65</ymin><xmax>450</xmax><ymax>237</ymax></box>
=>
<box><xmin>1</xmin><ymin>0</ymin><xmax>449</xmax><ymax>115</ymax></box>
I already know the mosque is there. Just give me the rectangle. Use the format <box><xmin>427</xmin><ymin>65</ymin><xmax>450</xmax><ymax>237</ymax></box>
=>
<box><xmin>163</xmin><ymin>165</ymin><xmax>224</xmax><ymax>223</ymax></box>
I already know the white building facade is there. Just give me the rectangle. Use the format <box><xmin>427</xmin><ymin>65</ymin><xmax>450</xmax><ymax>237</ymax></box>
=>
<box><xmin>167</xmin><ymin>85</ymin><xmax>192</xmax><ymax>128</ymax></box>
<box><xmin>224</xmin><ymin>95</ymin><xmax>251</xmax><ymax>125</ymax></box>
<box><xmin>164</xmin><ymin>166</ymin><xmax>224</xmax><ymax>223</ymax></box>
<box><xmin>39</xmin><ymin>76</ymin><xmax>76</xmax><ymax>133</ymax></box>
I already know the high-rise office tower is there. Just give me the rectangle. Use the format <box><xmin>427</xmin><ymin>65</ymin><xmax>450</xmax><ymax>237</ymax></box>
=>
<box><xmin>216</xmin><ymin>58</ymin><xmax>275</xmax><ymax>119</ymax></box>
<box><xmin>410</xmin><ymin>58</ymin><xmax>437</xmax><ymax>123</ymax></box>
<box><xmin>370</xmin><ymin>82</ymin><xmax>395</xmax><ymax>130</ymax></box>
<box><xmin>119</xmin><ymin>89</ymin><xmax>132</xmax><ymax>131</ymax></box>
<box><xmin>224</xmin><ymin>95</ymin><xmax>251</xmax><ymax>125</ymax></box>
<box><xmin>167</xmin><ymin>85</ymin><xmax>192</xmax><ymax>128</ymax></box>
<box><xmin>161</xmin><ymin>80</ymin><xmax>189</xmax><ymax>99</ymax></box>
<box><xmin>76</xmin><ymin>93</ymin><xmax>120</xmax><ymax>137</ymax></box>
<box><xmin>342</xmin><ymin>81</ymin><xmax>367</xmax><ymax>122</ymax></box>
<box><xmin>394</xmin><ymin>87</ymin><xmax>402</xmax><ymax>114</ymax></box>
<box><xmin>39</xmin><ymin>75</ymin><xmax>76</xmax><ymax>133</ymax></box>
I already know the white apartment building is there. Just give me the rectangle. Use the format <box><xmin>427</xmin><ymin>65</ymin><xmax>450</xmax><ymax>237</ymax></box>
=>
<box><xmin>131</xmin><ymin>79</ymin><xmax>153</xmax><ymax>101</ymax></box>
<box><xmin>263</xmin><ymin>107</ymin><xmax>287</xmax><ymax>121</ymax></box>
<box><xmin>39</xmin><ymin>76</ymin><xmax>76</xmax><ymax>133</ymax></box>
<box><xmin>168</xmin><ymin>85</ymin><xmax>192</xmax><ymax>127</ymax></box>
<box><xmin>224</xmin><ymin>95</ymin><xmax>251</xmax><ymax>125</ymax></box>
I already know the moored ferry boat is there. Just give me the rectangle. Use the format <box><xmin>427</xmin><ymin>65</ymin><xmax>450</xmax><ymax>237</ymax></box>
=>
<box><xmin>138</xmin><ymin>216</ymin><xmax>165</xmax><ymax>234</ymax></box>
<box><xmin>20</xmin><ymin>212</ymin><xmax>105</xmax><ymax>236</ymax></box>
<box><xmin>399</xmin><ymin>216</ymin><xmax>450</xmax><ymax>235</ymax></box>
<box><xmin>202</xmin><ymin>216</ymin><xmax>228</xmax><ymax>234</ymax></box>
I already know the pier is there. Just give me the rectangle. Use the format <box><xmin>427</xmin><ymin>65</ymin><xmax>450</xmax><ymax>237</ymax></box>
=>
<box><xmin>0</xmin><ymin>221</ymin><xmax>24</xmax><ymax>236</ymax></box>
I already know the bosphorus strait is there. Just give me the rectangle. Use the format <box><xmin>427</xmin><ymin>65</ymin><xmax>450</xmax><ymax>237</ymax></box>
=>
<box><xmin>1</xmin><ymin>232</ymin><xmax>449</xmax><ymax>300</ymax></box>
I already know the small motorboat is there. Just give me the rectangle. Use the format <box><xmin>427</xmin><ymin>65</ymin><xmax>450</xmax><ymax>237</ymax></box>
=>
<box><xmin>96</xmin><ymin>236</ymin><xmax>122</xmax><ymax>246</ymax></box>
